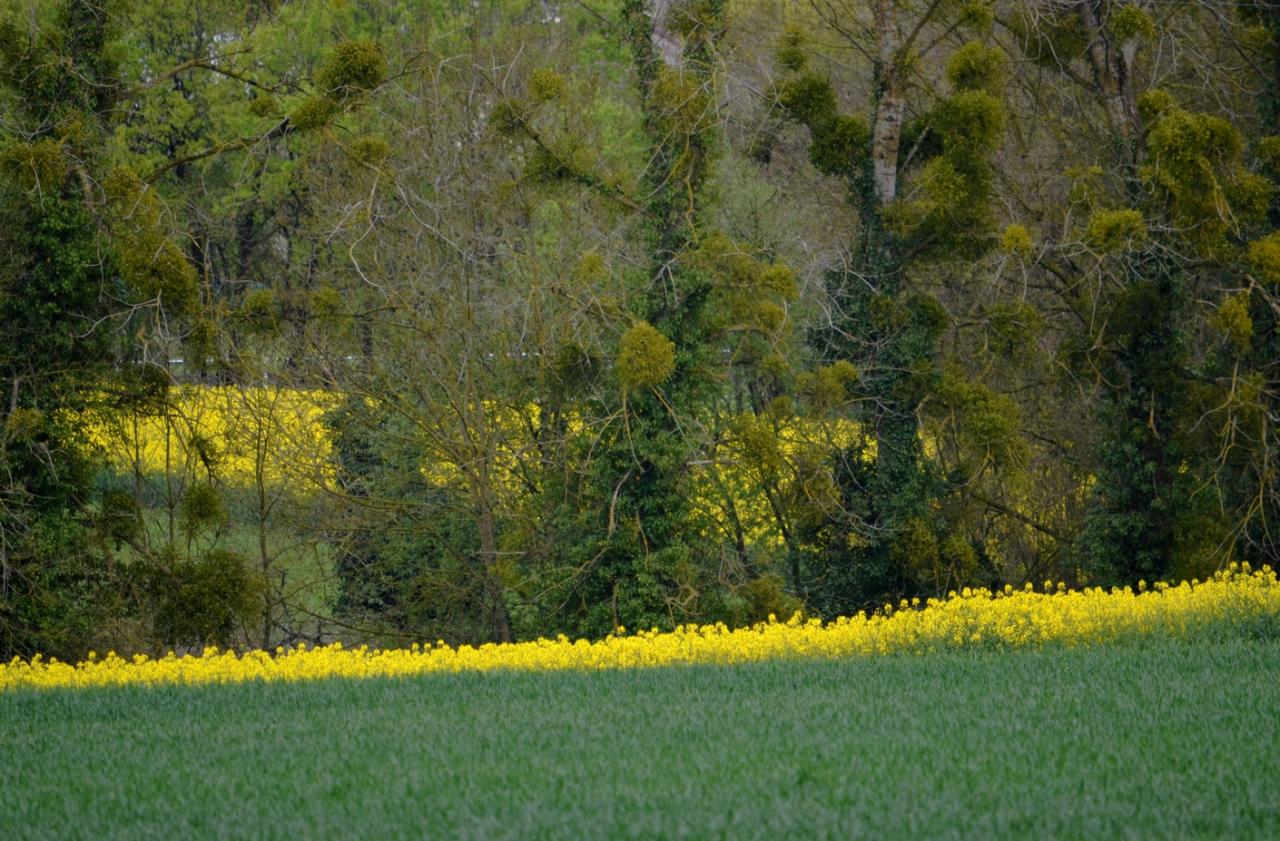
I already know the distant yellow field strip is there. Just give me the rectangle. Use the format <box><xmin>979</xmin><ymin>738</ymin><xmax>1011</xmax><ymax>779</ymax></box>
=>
<box><xmin>5</xmin><ymin>565</ymin><xmax>1275</xmax><ymax>691</ymax></box>
<box><xmin>88</xmin><ymin>386</ymin><xmax>338</xmax><ymax>486</ymax></box>
<box><xmin>86</xmin><ymin>386</ymin><xmax>868</xmax><ymax>548</ymax></box>
<box><xmin>88</xmin><ymin>387</ymin><xmax>860</xmax><ymax>485</ymax></box>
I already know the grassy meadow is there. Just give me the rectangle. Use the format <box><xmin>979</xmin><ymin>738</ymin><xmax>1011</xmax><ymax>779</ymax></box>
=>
<box><xmin>3</xmin><ymin>639</ymin><xmax>1278</xmax><ymax>840</ymax></box>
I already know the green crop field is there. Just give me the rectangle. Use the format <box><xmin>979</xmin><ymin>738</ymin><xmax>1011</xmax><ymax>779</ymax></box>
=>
<box><xmin>3</xmin><ymin>640</ymin><xmax>1278</xmax><ymax>840</ymax></box>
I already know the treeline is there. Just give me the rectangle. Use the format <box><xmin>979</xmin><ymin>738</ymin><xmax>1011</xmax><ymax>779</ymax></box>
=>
<box><xmin>1</xmin><ymin>0</ymin><xmax>1277</xmax><ymax>660</ymax></box>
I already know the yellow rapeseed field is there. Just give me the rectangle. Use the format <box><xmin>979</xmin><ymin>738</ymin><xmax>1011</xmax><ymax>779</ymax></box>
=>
<box><xmin>4</xmin><ymin>565</ymin><xmax>1275</xmax><ymax>691</ymax></box>
<box><xmin>86</xmin><ymin>386</ymin><xmax>866</xmax><ymax>547</ymax></box>
<box><xmin>88</xmin><ymin>386</ymin><xmax>336</xmax><ymax>486</ymax></box>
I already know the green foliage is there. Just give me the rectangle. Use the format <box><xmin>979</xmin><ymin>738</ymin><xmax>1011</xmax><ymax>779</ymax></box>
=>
<box><xmin>4</xmin><ymin>0</ymin><xmax>1276</xmax><ymax>657</ymax></box>
<box><xmin>0</xmin><ymin>196</ymin><xmax>117</xmax><ymax>389</ymax></box>
<box><xmin>490</xmin><ymin>98</ymin><xmax>525</xmax><ymax>135</ymax></box>
<box><xmin>97</xmin><ymin>489</ymin><xmax>142</xmax><ymax>547</ymax></box>
<box><xmin>542</xmin><ymin>0</ymin><xmax>732</xmax><ymax>642</ymax></box>
<box><xmin>574</xmin><ymin>250</ymin><xmax>608</xmax><ymax>283</ymax></box>
<box><xmin>1147</xmin><ymin>107</ymin><xmax>1241</xmax><ymax>173</ymax></box>
<box><xmin>103</xmin><ymin>167</ymin><xmax>199</xmax><ymax>312</ymax></box>
<box><xmin>183</xmin><ymin>317</ymin><xmax>220</xmax><ymax>372</ymax></box>
<box><xmin>238</xmin><ymin>288</ymin><xmax>279</xmax><ymax>333</ymax></box>
<box><xmin>733</xmin><ymin>413</ymin><xmax>783</xmax><ymax>475</ymax></box>
<box><xmin>148</xmin><ymin>549</ymin><xmax>261</xmax><ymax>647</ymax></box>
<box><xmin>934</xmin><ymin>370</ymin><xmax>1027</xmax><ymax>472</ymax></box>
<box><xmin>808</xmin><ymin>115</ymin><xmax>870</xmax><ymax>178</ymax></box>
<box><xmin>800</xmin><ymin>360</ymin><xmax>858</xmax><ymax>413</ymax></box>
<box><xmin>932</xmin><ymin>90</ymin><xmax>1006</xmax><ymax>157</ymax></box>
<box><xmin>315</xmin><ymin>38</ymin><xmax>386</xmax><ymax>97</ymax></box>
<box><xmin>906</xmin><ymin>293</ymin><xmax>951</xmax><ymax>340</ymax></box>
<box><xmin>946</xmin><ymin>43</ymin><xmax>1007</xmax><ymax>94</ymax></box>
<box><xmin>550</xmin><ymin>341</ymin><xmax>602</xmax><ymax>392</ymax></box>
<box><xmin>528</xmin><ymin>68</ymin><xmax>567</xmax><ymax>103</ymax></box>
<box><xmin>668</xmin><ymin>0</ymin><xmax>722</xmax><ymax>39</ymax></box>
<box><xmin>891</xmin><ymin>83</ymin><xmax>1008</xmax><ymax>249</ymax></box>
<box><xmin>0</xmin><ymin>1</ymin><xmax>122</xmax><ymax>124</ymax></box>
<box><xmin>1230</xmin><ymin>172</ymin><xmax>1275</xmax><ymax>225</ymax></box>
<box><xmin>920</xmin><ymin>156</ymin><xmax>969</xmax><ymax>211</ymax></box>
<box><xmin>1143</xmin><ymin>106</ymin><xmax>1247</xmax><ymax>242</ymax></box>
<box><xmin>1081</xmin><ymin>268</ymin><xmax>1195</xmax><ymax>585</ymax></box>
<box><xmin>523</xmin><ymin>145</ymin><xmax>574</xmax><ymax>183</ymax></box>
<box><xmin>776</xmin><ymin>68</ymin><xmax>868</xmax><ymax>177</ymax></box>
<box><xmin>617</xmin><ymin>321</ymin><xmax>676</xmax><ymax>389</ymax></box>
<box><xmin>778</xmin><ymin>72</ymin><xmax>838</xmax><ymax>129</ymax></box>
<box><xmin>0</xmin><ymin>138</ymin><xmax>66</xmax><ymax>192</ymax></box>
<box><xmin>692</xmin><ymin>232</ymin><xmax>797</xmax><ymax>342</ymax></box>
<box><xmin>180</xmin><ymin>484</ymin><xmax>226</xmax><ymax>538</ymax></box>
<box><xmin>326</xmin><ymin>397</ymin><xmax>493</xmax><ymax>643</ymax></box>
<box><xmin>650</xmin><ymin>67</ymin><xmax>711</xmax><ymax>133</ymax></box>
<box><xmin>117</xmin><ymin>237</ymin><xmax>199</xmax><ymax>312</ymax></box>
<box><xmin>999</xmin><ymin>223</ymin><xmax>1033</xmax><ymax>257</ymax></box>
<box><xmin>957</xmin><ymin>1</ymin><xmax>995</xmax><ymax>32</ymax></box>
<box><xmin>1109</xmin><ymin>5</ymin><xmax>1156</xmax><ymax>42</ymax></box>
<box><xmin>346</xmin><ymin>134</ymin><xmax>391</xmax><ymax>165</ymax></box>
<box><xmin>1085</xmin><ymin>209</ymin><xmax>1147</xmax><ymax>253</ymax></box>
<box><xmin>985</xmin><ymin>301</ymin><xmax>1044</xmax><ymax>353</ymax></box>
<box><xmin>289</xmin><ymin>95</ymin><xmax>338</xmax><ymax>130</ymax></box>
<box><xmin>247</xmin><ymin>94</ymin><xmax>280</xmax><ymax>119</ymax></box>
<box><xmin>310</xmin><ymin>285</ymin><xmax>345</xmax><ymax>319</ymax></box>
<box><xmin>1211</xmin><ymin>293</ymin><xmax>1254</xmax><ymax>351</ymax></box>
<box><xmin>1256</xmin><ymin>135</ymin><xmax>1280</xmax><ymax>177</ymax></box>
<box><xmin>1248</xmin><ymin>232</ymin><xmax>1280</xmax><ymax>285</ymax></box>
<box><xmin>773</xmin><ymin>28</ymin><xmax>1011</xmax><ymax>615</ymax></box>
<box><xmin>775</xmin><ymin>23</ymin><xmax>808</xmax><ymax>71</ymax></box>
<box><xmin>1137</xmin><ymin>89</ymin><xmax>1175</xmax><ymax>124</ymax></box>
<box><xmin>0</xmin><ymin>2</ymin><xmax>145</xmax><ymax>646</ymax></box>
<box><xmin>891</xmin><ymin>515</ymin><xmax>943</xmax><ymax>584</ymax></box>
<box><xmin>0</xmin><ymin>511</ymin><xmax>112</xmax><ymax>662</ymax></box>
<box><xmin>731</xmin><ymin>572</ymin><xmax>802</xmax><ymax>623</ymax></box>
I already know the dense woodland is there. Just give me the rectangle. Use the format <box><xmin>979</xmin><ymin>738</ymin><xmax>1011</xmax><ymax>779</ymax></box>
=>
<box><xmin>1</xmin><ymin>0</ymin><xmax>1278</xmax><ymax>660</ymax></box>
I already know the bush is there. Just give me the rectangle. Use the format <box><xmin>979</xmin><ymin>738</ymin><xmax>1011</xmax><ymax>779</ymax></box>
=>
<box><xmin>149</xmin><ymin>549</ymin><xmax>261</xmax><ymax>648</ymax></box>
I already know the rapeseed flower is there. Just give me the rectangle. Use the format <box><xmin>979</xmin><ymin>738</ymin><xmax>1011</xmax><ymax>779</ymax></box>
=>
<box><xmin>3</xmin><ymin>565</ymin><xmax>1275</xmax><ymax>691</ymax></box>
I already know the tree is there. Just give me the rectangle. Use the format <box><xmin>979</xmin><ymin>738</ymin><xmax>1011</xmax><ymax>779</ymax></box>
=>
<box><xmin>0</xmin><ymin>0</ymin><xmax>192</xmax><ymax>658</ymax></box>
<box><xmin>759</xmin><ymin>1</ymin><xmax>1015</xmax><ymax>612</ymax></box>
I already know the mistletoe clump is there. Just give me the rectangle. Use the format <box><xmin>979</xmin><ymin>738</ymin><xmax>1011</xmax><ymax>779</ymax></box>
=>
<box><xmin>1085</xmin><ymin>208</ymin><xmax>1147</xmax><ymax>253</ymax></box>
<box><xmin>945</xmin><ymin>43</ymin><xmax>1007</xmax><ymax>94</ymax></box>
<box><xmin>1248</xmin><ymin>232</ymin><xmax>1280</xmax><ymax>285</ymax></box>
<box><xmin>103</xmin><ymin>167</ymin><xmax>199</xmax><ymax>312</ymax></box>
<box><xmin>999</xmin><ymin>223</ymin><xmax>1033</xmax><ymax>257</ymax></box>
<box><xmin>316</xmin><ymin>38</ymin><xmax>386</xmax><ymax>97</ymax></box>
<box><xmin>617</xmin><ymin>321</ymin><xmax>676</xmax><ymax>389</ymax></box>
<box><xmin>0</xmin><ymin>138</ymin><xmax>65</xmax><ymax>192</ymax></box>
<box><xmin>289</xmin><ymin>96</ymin><xmax>338</xmax><ymax>130</ymax></box>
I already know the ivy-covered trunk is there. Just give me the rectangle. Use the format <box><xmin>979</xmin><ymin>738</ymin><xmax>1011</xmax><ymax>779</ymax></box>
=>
<box><xmin>560</xmin><ymin>0</ymin><xmax>727</xmax><ymax>635</ymax></box>
<box><xmin>1080</xmin><ymin>266</ymin><xmax>1193</xmax><ymax>585</ymax></box>
<box><xmin>775</xmin><ymin>7</ymin><xmax>1010</xmax><ymax>613</ymax></box>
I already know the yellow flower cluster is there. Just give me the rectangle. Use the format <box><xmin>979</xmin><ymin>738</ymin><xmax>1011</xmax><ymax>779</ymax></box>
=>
<box><xmin>82</xmin><ymin>385</ymin><xmax>866</xmax><ymax>547</ymax></box>
<box><xmin>85</xmin><ymin>386</ymin><xmax>336</xmax><ymax>487</ymax></box>
<box><xmin>6</xmin><ymin>565</ymin><xmax>1275</xmax><ymax>692</ymax></box>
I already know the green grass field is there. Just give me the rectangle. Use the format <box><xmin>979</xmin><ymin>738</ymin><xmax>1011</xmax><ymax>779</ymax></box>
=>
<box><xmin>3</xmin><ymin>640</ymin><xmax>1278</xmax><ymax>840</ymax></box>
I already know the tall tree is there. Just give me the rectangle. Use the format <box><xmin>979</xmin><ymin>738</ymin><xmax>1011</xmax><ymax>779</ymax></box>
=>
<box><xmin>0</xmin><ymin>0</ymin><xmax>201</xmax><ymax>657</ymax></box>
<box><xmin>767</xmin><ymin>1</ymin><xmax>1013</xmax><ymax>612</ymax></box>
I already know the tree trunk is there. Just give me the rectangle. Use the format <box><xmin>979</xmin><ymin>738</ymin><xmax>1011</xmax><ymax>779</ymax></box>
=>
<box><xmin>474</xmin><ymin>495</ymin><xmax>513</xmax><ymax>643</ymax></box>
<box><xmin>871</xmin><ymin>0</ymin><xmax>904</xmax><ymax>203</ymax></box>
<box><xmin>650</xmin><ymin>0</ymin><xmax>682</xmax><ymax>68</ymax></box>
<box><xmin>1077</xmin><ymin>1</ymin><xmax>1137</xmax><ymax>159</ymax></box>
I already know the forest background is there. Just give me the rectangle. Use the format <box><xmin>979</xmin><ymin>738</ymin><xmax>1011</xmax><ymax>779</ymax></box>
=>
<box><xmin>1</xmin><ymin>0</ymin><xmax>1278</xmax><ymax>660</ymax></box>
